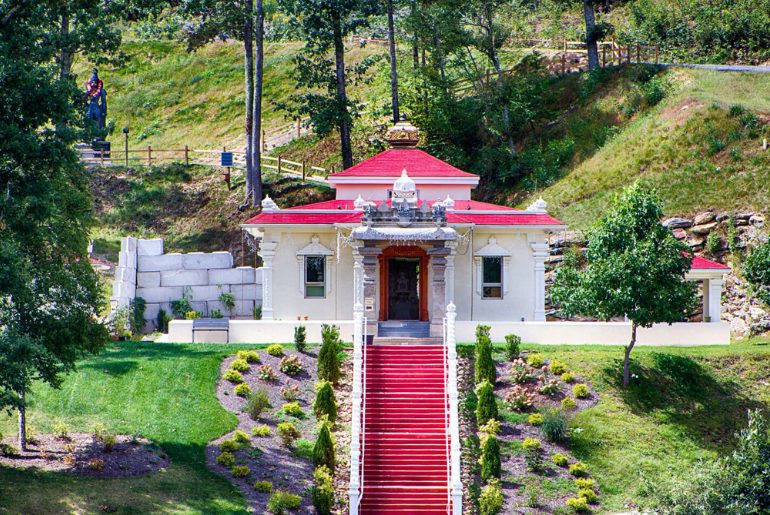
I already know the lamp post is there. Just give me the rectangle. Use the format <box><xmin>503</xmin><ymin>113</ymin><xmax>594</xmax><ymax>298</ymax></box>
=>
<box><xmin>122</xmin><ymin>127</ymin><xmax>129</xmax><ymax>167</ymax></box>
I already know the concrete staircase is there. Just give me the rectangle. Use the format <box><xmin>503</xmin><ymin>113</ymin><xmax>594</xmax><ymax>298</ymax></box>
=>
<box><xmin>359</xmin><ymin>345</ymin><xmax>450</xmax><ymax>514</ymax></box>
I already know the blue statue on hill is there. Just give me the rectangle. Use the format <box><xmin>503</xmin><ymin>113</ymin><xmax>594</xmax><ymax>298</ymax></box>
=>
<box><xmin>84</xmin><ymin>68</ymin><xmax>107</xmax><ymax>130</ymax></box>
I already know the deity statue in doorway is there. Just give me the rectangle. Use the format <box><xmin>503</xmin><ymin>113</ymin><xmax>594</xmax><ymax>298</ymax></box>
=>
<box><xmin>84</xmin><ymin>68</ymin><xmax>107</xmax><ymax>130</ymax></box>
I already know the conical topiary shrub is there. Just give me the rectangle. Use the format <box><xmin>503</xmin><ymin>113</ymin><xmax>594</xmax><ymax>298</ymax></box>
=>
<box><xmin>480</xmin><ymin>434</ymin><xmax>501</xmax><ymax>481</ymax></box>
<box><xmin>313</xmin><ymin>422</ymin><xmax>335</xmax><ymax>471</ymax></box>
<box><xmin>317</xmin><ymin>329</ymin><xmax>340</xmax><ymax>384</ymax></box>
<box><xmin>476</xmin><ymin>380</ymin><xmax>498</xmax><ymax>426</ymax></box>
<box><xmin>313</xmin><ymin>380</ymin><xmax>338</xmax><ymax>423</ymax></box>
<box><xmin>475</xmin><ymin>333</ymin><xmax>496</xmax><ymax>385</ymax></box>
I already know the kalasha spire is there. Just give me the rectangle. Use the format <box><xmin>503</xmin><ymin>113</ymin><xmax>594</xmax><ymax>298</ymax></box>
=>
<box><xmin>385</xmin><ymin>114</ymin><xmax>420</xmax><ymax>148</ymax></box>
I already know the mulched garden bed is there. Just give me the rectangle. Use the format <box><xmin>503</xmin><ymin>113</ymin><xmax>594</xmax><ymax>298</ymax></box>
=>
<box><xmin>0</xmin><ymin>433</ymin><xmax>169</xmax><ymax>478</ymax></box>
<box><xmin>460</xmin><ymin>348</ymin><xmax>601</xmax><ymax>514</ymax></box>
<box><xmin>208</xmin><ymin>346</ymin><xmax>351</xmax><ymax>514</ymax></box>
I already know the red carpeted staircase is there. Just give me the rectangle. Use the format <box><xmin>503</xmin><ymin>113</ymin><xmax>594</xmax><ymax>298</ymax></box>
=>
<box><xmin>359</xmin><ymin>345</ymin><xmax>451</xmax><ymax>515</ymax></box>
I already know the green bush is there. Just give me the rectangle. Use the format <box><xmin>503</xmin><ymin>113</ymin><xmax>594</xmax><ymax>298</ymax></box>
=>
<box><xmin>130</xmin><ymin>297</ymin><xmax>146</xmax><ymax>335</ymax></box>
<box><xmin>277</xmin><ymin>422</ymin><xmax>300</xmax><ymax>448</ymax></box>
<box><xmin>280</xmin><ymin>383</ymin><xmax>301</xmax><ymax>401</ymax></box>
<box><xmin>313</xmin><ymin>422</ymin><xmax>336</xmax><ymax>471</ymax></box>
<box><xmin>224</xmin><ymin>369</ymin><xmax>243</xmax><ymax>383</ymax></box>
<box><xmin>523</xmin><ymin>438</ymin><xmax>544</xmax><ymax>472</ymax></box>
<box><xmin>245</xmin><ymin>388</ymin><xmax>272</xmax><ymax>420</ymax></box>
<box><xmin>279</xmin><ymin>355</ymin><xmax>303</xmax><ymax>376</ymax></box>
<box><xmin>562</xmin><ymin>397</ymin><xmax>577</xmax><ymax>410</ymax></box>
<box><xmin>510</xmin><ymin>359</ymin><xmax>534</xmax><ymax>384</ymax></box>
<box><xmin>570</xmin><ymin>461</ymin><xmax>589</xmax><ymax>478</ymax></box>
<box><xmin>475</xmin><ymin>334</ymin><xmax>496</xmax><ymax>385</ymax></box>
<box><xmin>706</xmin><ymin>231</ymin><xmax>722</xmax><ymax>257</ymax></box>
<box><xmin>321</xmin><ymin>324</ymin><xmax>341</xmax><ymax>349</ymax></box>
<box><xmin>479</xmin><ymin>419</ymin><xmax>501</xmax><ymax>436</ymax></box>
<box><xmin>312</xmin><ymin>465</ymin><xmax>335</xmax><ymax>515</ymax></box>
<box><xmin>744</xmin><ymin>241</ymin><xmax>770</xmax><ymax>306</ymax></box>
<box><xmin>476</xmin><ymin>381</ymin><xmax>498</xmax><ymax>425</ymax></box>
<box><xmin>267</xmin><ymin>344</ymin><xmax>284</xmax><ymax>357</ymax></box>
<box><xmin>254</xmin><ymin>305</ymin><xmax>262</xmax><ymax>320</ymax></box>
<box><xmin>504</xmin><ymin>333</ymin><xmax>521</xmax><ymax>360</ymax></box>
<box><xmin>575</xmin><ymin>478</ymin><xmax>595</xmax><ymax>490</ymax></box>
<box><xmin>528</xmin><ymin>413</ymin><xmax>544</xmax><ymax>426</ymax></box>
<box><xmin>317</xmin><ymin>333</ymin><xmax>340</xmax><ymax>384</ymax></box>
<box><xmin>561</xmin><ymin>372</ymin><xmax>575</xmax><ymax>383</ymax></box>
<box><xmin>238</xmin><ymin>350</ymin><xmax>261</xmax><ymax>364</ymax></box>
<box><xmin>254</xmin><ymin>480</ymin><xmax>273</xmax><ymax>493</ymax></box>
<box><xmin>157</xmin><ymin>308</ymin><xmax>172</xmax><ymax>333</ymax></box>
<box><xmin>252</xmin><ymin>424</ymin><xmax>271</xmax><ymax>437</ymax></box>
<box><xmin>505</xmin><ymin>385</ymin><xmax>535</xmax><ymax>412</ymax></box>
<box><xmin>527</xmin><ymin>352</ymin><xmax>545</xmax><ymax>368</ymax></box>
<box><xmin>267</xmin><ymin>491</ymin><xmax>301</xmax><ymax>514</ymax></box>
<box><xmin>216</xmin><ymin>452</ymin><xmax>235</xmax><ymax>466</ymax></box>
<box><xmin>538</xmin><ymin>379</ymin><xmax>560</xmax><ymax>396</ymax></box>
<box><xmin>313</xmin><ymin>380</ymin><xmax>337</xmax><ymax>423</ymax></box>
<box><xmin>230</xmin><ymin>465</ymin><xmax>250</xmax><ymax>477</ymax></box>
<box><xmin>53</xmin><ymin>421</ymin><xmax>70</xmax><ymax>440</ymax></box>
<box><xmin>475</xmin><ymin>324</ymin><xmax>491</xmax><ymax>340</ymax></box>
<box><xmin>184</xmin><ymin>310</ymin><xmax>201</xmax><ymax>320</ymax></box>
<box><xmin>101</xmin><ymin>433</ymin><xmax>117</xmax><ymax>452</ymax></box>
<box><xmin>233</xmin><ymin>430</ymin><xmax>250</xmax><ymax>444</ymax></box>
<box><xmin>479</xmin><ymin>479</ymin><xmax>504</xmax><ymax>515</ymax></box>
<box><xmin>578</xmin><ymin>488</ymin><xmax>598</xmax><ymax>503</ymax></box>
<box><xmin>219</xmin><ymin>291</ymin><xmax>236</xmax><ymax>313</ymax></box>
<box><xmin>210</xmin><ymin>308</ymin><xmax>223</xmax><ymax>318</ymax></box>
<box><xmin>480</xmin><ymin>435</ymin><xmax>501</xmax><ymax>481</ymax></box>
<box><xmin>234</xmin><ymin>383</ymin><xmax>251</xmax><ymax>397</ymax></box>
<box><xmin>566</xmin><ymin>496</ymin><xmax>590</xmax><ymax>513</ymax></box>
<box><xmin>171</xmin><ymin>294</ymin><xmax>192</xmax><ymax>319</ymax></box>
<box><xmin>573</xmin><ymin>384</ymin><xmax>590</xmax><ymax>399</ymax></box>
<box><xmin>553</xmin><ymin>453</ymin><xmax>569</xmax><ymax>467</ymax></box>
<box><xmin>282</xmin><ymin>402</ymin><xmax>305</xmax><ymax>418</ymax></box>
<box><xmin>549</xmin><ymin>360</ymin><xmax>567</xmax><ymax>375</ymax></box>
<box><xmin>540</xmin><ymin>408</ymin><xmax>569</xmax><ymax>443</ymax></box>
<box><xmin>220</xmin><ymin>440</ymin><xmax>238</xmax><ymax>452</ymax></box>
<box><xmin>294</xmin><ymin>325</ymin><xmax>307</xmax><ymax>353</ymax></box>
<box><xmin>258</xmin><ymin>364</ymin><xmax>278</xmax><ymax>382</ymax></box>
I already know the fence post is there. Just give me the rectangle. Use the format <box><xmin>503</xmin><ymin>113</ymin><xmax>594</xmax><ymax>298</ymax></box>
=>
<box><xmin>184</xmin><ymin>145</ymin><xmax>189</xmax><ymax>166</ymax></box>
<box><xmin>296</xmin><ymin>118</ymin><xmax>301</xmax><ymax>138</ymax></box>
<box><xmin>302</xmin><ymin>160</ymin><xmax>306</xmax><ymax>182</ymax></box>
<box><xmin>277</xmin><ymin>155</ymin><xmax>282</xmax><ymax>174</ymax></box>
<box><xmin>147</xmin><ymin>146</ymin><xmax>152</xmax><ymax>166</ymax></box>
<box><xmin>602</xmin><ymin>45</ymin><xmax>606</xmax><ymax>67</ymax></box>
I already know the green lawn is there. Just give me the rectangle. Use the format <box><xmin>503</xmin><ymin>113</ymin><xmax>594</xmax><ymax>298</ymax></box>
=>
<box><xmin>0</xmin><ymin>342</ymin><xmax>248</xmax><ymax>515</ymax></box>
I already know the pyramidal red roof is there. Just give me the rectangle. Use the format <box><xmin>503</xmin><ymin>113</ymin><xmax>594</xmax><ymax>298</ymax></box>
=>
<box><xmin>328</xmin><ymin>149</ymin><xmax>479</xmax><ymax>178</ymax></box>
<box><xmin>690</xmin><ymin>255</ymin><xmax>730</xmax><ymax>270</ymax></box>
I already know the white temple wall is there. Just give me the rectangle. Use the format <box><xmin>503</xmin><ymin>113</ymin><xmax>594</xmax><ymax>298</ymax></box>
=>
<box><xmin>334</xmin><ymin>183</ymin><xmax>472</xmax><ymax>201</ymax></box>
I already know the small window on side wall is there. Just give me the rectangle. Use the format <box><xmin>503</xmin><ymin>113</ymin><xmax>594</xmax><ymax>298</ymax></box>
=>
<box><xmin>482</xmin><ymin>257</ymin><xmax>502</xmax><ymax>299</ymax></box>
<box><xmin>305</xmin><ymin>256</ymin><xmax>325</xmax><ymax>298</ymax></box>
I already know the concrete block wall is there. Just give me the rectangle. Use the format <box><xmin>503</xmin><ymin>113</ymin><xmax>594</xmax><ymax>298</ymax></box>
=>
<box><xmin>111</xmin><ymin>238</ymin><xmax>262</xmax><ymax>332</ymax></box>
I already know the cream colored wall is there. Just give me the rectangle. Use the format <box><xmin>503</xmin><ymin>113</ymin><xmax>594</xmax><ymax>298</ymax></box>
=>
<box><xmin>334</xmin><ymin>184</ymin><xmax>472</xmax><ymax>201</ymax></box>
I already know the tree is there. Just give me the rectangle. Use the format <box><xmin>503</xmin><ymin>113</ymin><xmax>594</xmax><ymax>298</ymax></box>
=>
<box><xmin>480</xmin><ymin>434</ymin><xmax>501</xmax><ymax>481</ymax></box>
<box><xmin>386</xmin><ymin>0</ymin><xmax>400</xmax><ymax>122</ymax></box>
<box><xmin>313</xmin><ymin>422</ymin><xmax>335</xmax><ymax>471</ymax></box>
<box><xmin>476</xmin><ymin>381</ymin><xmax>498</xmax><ymax>425</ymax></box>
<box><xmin>582</xmin><ymin>0</ymin><xmax>600</xmax><ymax>71</ymax></box>
<box><xmin>0</xmin><ymin>1</ymin><xmax>109</xmax><ymax>450</ymax></box>
<box><xmin>313</xmin><ymin>380</ymin><xmax>338</xmax><ymax>423</ymax></box>
<box><xmin>551</xmin><ymin>183</ymin><xmax>697</xmax><ymax>387</ymax></box>
<box><xmin>474</xmin><ymin>333</ymin><xmax>496</xmax><ymax>385</ymax></box>
<box><xmin>317</xmin><ymin>326</ymin><xmax>340</xmax><ymax>384</ymax></box>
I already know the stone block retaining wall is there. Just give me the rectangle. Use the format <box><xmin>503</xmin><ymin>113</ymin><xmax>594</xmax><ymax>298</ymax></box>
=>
<box><xmin>111</xmin><ymin>237</ymin><xmax>262</xmax><ymax>332</ymax></box>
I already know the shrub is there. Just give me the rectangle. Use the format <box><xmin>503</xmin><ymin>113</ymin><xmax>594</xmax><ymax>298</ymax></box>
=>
<box><xmin>312</xmin><ymin>465</ymin><xmax>335</xmax><ymax>515</ymax></box>
<box><xmin>238</xmin><ymin>350</ymin><xmax>261</xmax><ymax>363</ymax></box>
<box><xmin>91</xmin><ymin>422</ymin><xmax>107</xmax><ymax>441</ymax></box>
<box><xmin>561</xmin><ymin>372</ymin><xmax>575</xmax><ymax>383</ymax></box>
<box><xmin>480</xmin><ymin>435</ymin><xmax>501</xmax><ymax>481</ymax></box>
<box><xmin>570</xmin><ymin>461</ymin><xmax>589</xmax><ymax>477</ymax></box>
<box><xmin>522</xmin><ymin>437</ymin><xmax>541</xmax><ymax>451</ymax></box>
<box><xmin>216</xmin><ymin>452</ymin><xmax>235</xmax><ymax>466</ymax></box>
<box><xmin>210</xmin><ymin>308</ymin><xmax>224</xmax><ymax>318</ymax></box>
<box><xmin>246</xmin><ymin>388</ymin><xmax>272</xmax><ymax>420</ymax></box>
<box><xmin>510</xmin><ymin>359</ymin><xmax>534</xmax><ymax>384</ymax></box>
<box><xmin>252</xmin><ymin>424</ymin><xmax>271</xmax><ymax>437</ymax></box>
<box><xmin>313</xmin><ymin>422</ymin><xmax>336</xmax><ymax>471</ymax></box>
<box><xmin>527</xmin><ymin>352</ymin><xmax>545</xmax><ymax>368</ymax></box>
<box><xmin>476</xmin><ymin>381</ymin><xmax>498</xmax><ymax>425</ymax></box>
<box><xmin>504</xmin><ymin>333</ymin><xmax>521</xmax><ymax>361</ymax></box>
<box><xmin>184</xmin><ymin>310</ymin><xmax>201</xmax><ymax>320</ymax></box>
<box><xmin>171</xmin><ymin>294</ymin><xmax>192</xmax><ymax>318</ymax></box>
<box><xmin>53</xmin><ymin>421</ymin><xmax>70</xmax><ymax>440</ymax></box>
<box><xmin>230</xmin><ymin>465</ymin><xmax>250</xmax><ymax>478</ymax></box>
<box><xmin>566</xmin><ymin>496</ymin><xmax>590</xmax><ymax>513</ymax></box>
<box><xmin>254</xmin><ymin>305</ymin><xmax>262</xmax><ymax>320</ymax></box>
<box><xmin>706</xmin><ymin>231</ymin><xmax>722</xmax><ymax>256</ymax></box>
<box><xmin>475</xmin><ymin>324</ymin><xmax>491</xmax><ymax>340</ymax></box>
<box><xmin>279</xmin><ymin>355</ymin><xmax>303</xmax><ymax>376</ymax></box>
<box><xmin>562</xmin><ymin>397</ymin><xmax>577</xmax><ymax>410</ymax></box>
<box><xmin>538</xmin><ymin>379</ymin><xmax>560</xmax><ymax>396</ymax></box>
<box><xmin>219</xmin><ymin>291</ymin><xmax>236</xmax><ymax>313</ymax></box>
<box><xmin>317</xmin><ymin>334</ymin><xmax>340</xmax><ymax>384</ymax></box>
<box><xmin>282</xmin><ymin>402</ymin><xmax>305</xmax><ymax>418</ymax></box>
<box><xmin>528</xmin><ymin>413</ymin><xmax>544</xmax><ymax>426</ymax></box>
<box><xmin>479</xmin><ymin>419</ymin><xmax>501</xmax><ymax>436</ymax></box>
<box><xmin>88</xmin><ymin>458</ymin><xmax>105</xmax><ymax>471</ymax></box>
<box><xmin>257</xmin><ymin>364</ymin><xmax>278</xmax><ymax>382</ymax></box>
<box><xmin>277</xmin><ymin>422</ymin><xmax>300</xmax><ymax>448</ymax></box>
<box><xmin>523</xmin><ymin>438</ymin><xmax>543</xmax><ymax>472</ymax></box>
<box><xmin>222</xmin><ymin>440</ymin><xmax>242</xmax><ymax>452</ymax></box>
<box><xmin>744</xmin><ymin>241</ymin><xmax>770</xmax><ymax>306</ymax></box>
<box><xmin>505</xmin><ymin>385</ymin><xmax>535</xmax><ymax>412</ymax></box>
<box><xmin>130</xmin><ymin>297</ymin><xmax>146</xmax><ymax>335</ymax></box>
<box><xmin>578</xmin><ymin>488</ymin><xmax>598</xmax><ymax>503</ymax></box>
<box><xmin>254</xmin><ymin>480</ymin><xmax>273</xmax><ymax>493</ymax></box>
<box><xmin>575</xmin><ymin>478</ymin><xmax>595</xmax><ymax>490</ymax></box>
<box><xmin>234</xmin><ymin>383</ymin><xmax>252</xmax><ymax>397</ymax></box>
<box><xmin>540</xmin><ymin>408</ymin><xmax>569</xmax><ymax>443</ymax></box>
<box><xmin>321</xmin><ymin>323</ymin><xmax>341</xmax><ymax>348</ymax></box>
<box><xmin>573</xmin><ymin>384</ymin><xmax>590</xmax><ymax>399</ymax></box>
<box><xmin>313</xmin><ymin>380</ymin><xmax>337</xmax><ymax>423</ymax></box>
<box><xmin>479</xmin><ymin>479</ymin><xmax>504</xmax><ymax>515</ymax></box>
<box><xmin>549</xmin><ymin>360</ymin><xmax>568</xmax><ymax>375</ymax></box>
<box><xmin>101</xmin><ymin>434</ymin><xmax>117</xmax><ymax>452</ymax></box>
<box><xmin>294</xmin><ymin>325</ymin><xmax>307</xmax><ymax>353</ymax></box>
<box><xmin>280</xmin><ymin>383</ymin><xmax>301</xmax><ymax>401</ymax></box>
<box><xmin>475</xmin><ymin>335</ymin><xmax>496</xmax><ymax>385</ymax></box>
<box><xmin>233</xmin><ymin>430</ymin><xmax>250</xmax><ymax>444</ymax></box>
<box><xmin>553</xmin><ymin>453</ymin><xmax>569</xmax><ymax>467</ymax></box>
<box><xmin>224</xmin><ymin>369</ymin><xmax>243</xmax><ymax>383</ymax></box>
<box><xmin>267</xmin><ymin>491</ymin><xmax>301</xmax><ymax>514</ymax></box>
<box><xmin>266</xmin><ymin>344</ymin><xmax>284</xmax><ymax>357</ymax></box>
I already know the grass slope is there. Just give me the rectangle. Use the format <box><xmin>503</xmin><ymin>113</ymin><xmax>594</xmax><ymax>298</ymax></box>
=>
<box><xmin>530</xmin><ymin>68</ymin><xmax>770</xmax><ymax>229</ymax></box>
<box><xmin>0</xmin><ymin>342</ymin><xmax>246</xmax><ymax>514</ymax></box>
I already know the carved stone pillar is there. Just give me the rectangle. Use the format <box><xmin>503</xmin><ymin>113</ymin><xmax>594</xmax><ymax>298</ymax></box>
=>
<box><xmin>429</xmin><ymin>243</ymin><xmax>450</xmax><ymax>337</ymax></box>
<box><xmin>445</xmin><ymin>241</ymin><xmax>457</xmax><ymax>307</ymax></box>
<box><xmin>259</xmin><ymin>240</ymin><xmax>278</xmax><ymax>320</ymax></box>
<box><xmin>531</xmin><ymin>241</ymin><xmax>549</xmax><ymax>321</ymax></box>
<box><xmin>358</xmin><ymin>243</ymin><xmax>381</xmax><ymax>336</ymax></box>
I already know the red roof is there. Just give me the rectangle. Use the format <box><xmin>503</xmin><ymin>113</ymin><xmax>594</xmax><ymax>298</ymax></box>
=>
<box><xmin>328</xmin><ymin>149</ymin><xmax>479</xmax><ymax>178</ymax></box>
<box><xmin>690</xmin><ymin>255</ymin><xmax>730</xmax><ymax>270</ymax></box>
<box><xmin>447</xmin><ymin>213</ymin><xmax>565</xmax><ymax>226</ymax></box>
<box><xmin>244</xmin><ymin>212</ymin><xmax>362</xmax><ymax>225</ymax></box>
<box><xmin>282</xmin><ymin>199</ymin><xmax>519</xmax><ymax>211</ymax></box>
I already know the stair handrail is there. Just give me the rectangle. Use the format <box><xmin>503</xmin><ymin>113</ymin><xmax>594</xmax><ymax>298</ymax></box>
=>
<box><xmin>349</xmin><ymin>305</ymin><xmax>366</xmax><ymax>514</ymax></box>
<box><xmin>443</xmin><ymin>316</ymin><xmax>451</xmax><ymax>512</ymax></box>
<box><xmin>359</xmin><ymin>316</ymin><xmax>368</xmax><ymax>505</ymax></box>
<box><xmin>446</xmin><ymin>303</ymin><xmax>463</xmax><ymax>514</ymax></box>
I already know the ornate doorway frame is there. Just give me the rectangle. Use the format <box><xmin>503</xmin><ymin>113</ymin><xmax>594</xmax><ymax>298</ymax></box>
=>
<box><xmin>378</xmin><ymin>246</ymin><xmax>429</xmax><ymax>322</ymax></box>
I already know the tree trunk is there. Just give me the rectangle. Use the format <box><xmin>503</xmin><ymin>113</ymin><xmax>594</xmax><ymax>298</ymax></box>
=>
<box><xmin>251</xmin><ymin>0</ymin><xmax>265</xmax><ymax>207</ymax></box>
<box><xmin>18</xmin><ymin>389</ymin><xmax>27</xmax><ymax>452</ymax></box>
<box><xmin>387</xmin><ymin>0</ymin><xmax>400</xmax><ymax>123</ymax></box>
<box><xmin>332</xmin><ymin>11</ymin><xmax>353</xmax><ymax>169</ymax></box>
<box><xmin>583</xmin><ymin>0</ymin><xmax>600</xmax><ymax>71</ymax></box>
<box><xmin>482</xmin><ymin>1</ymin><xmax>515</xmax><ymax>154</ymax></box>
<box><xmin>243</xmin><ymin>0</ymin><xmax>255</xmax><ymax>203</ymax></box>
<box><xmin>622</xmin><ymin>322</ymin><xmax>637</xmax><ymax>388</ymax></box>
<box><xmin>59</xmin><ymin>11</ymin><xmax>73</xmax><ymax>80</ymax></box>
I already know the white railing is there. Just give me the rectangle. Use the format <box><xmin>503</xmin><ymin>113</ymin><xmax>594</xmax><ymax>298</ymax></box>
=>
<box><xmin>446</xmin><ymin>303</ymin><xmax>463</xmax><ymax>514</ymax></box>
<box><xmin>359</xmin><ymin>317</ymin><xmax>369</xmax><ymax>506</ymax></box>
<box><xmin>443</xmin><ymin>317</ymin><xmax>451</xmax><ymax>512</ymax></box>
<box><xmin>349</xmin><ymin>307</ymin><xmax>366</xmax><ymax>514</ymax></box>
